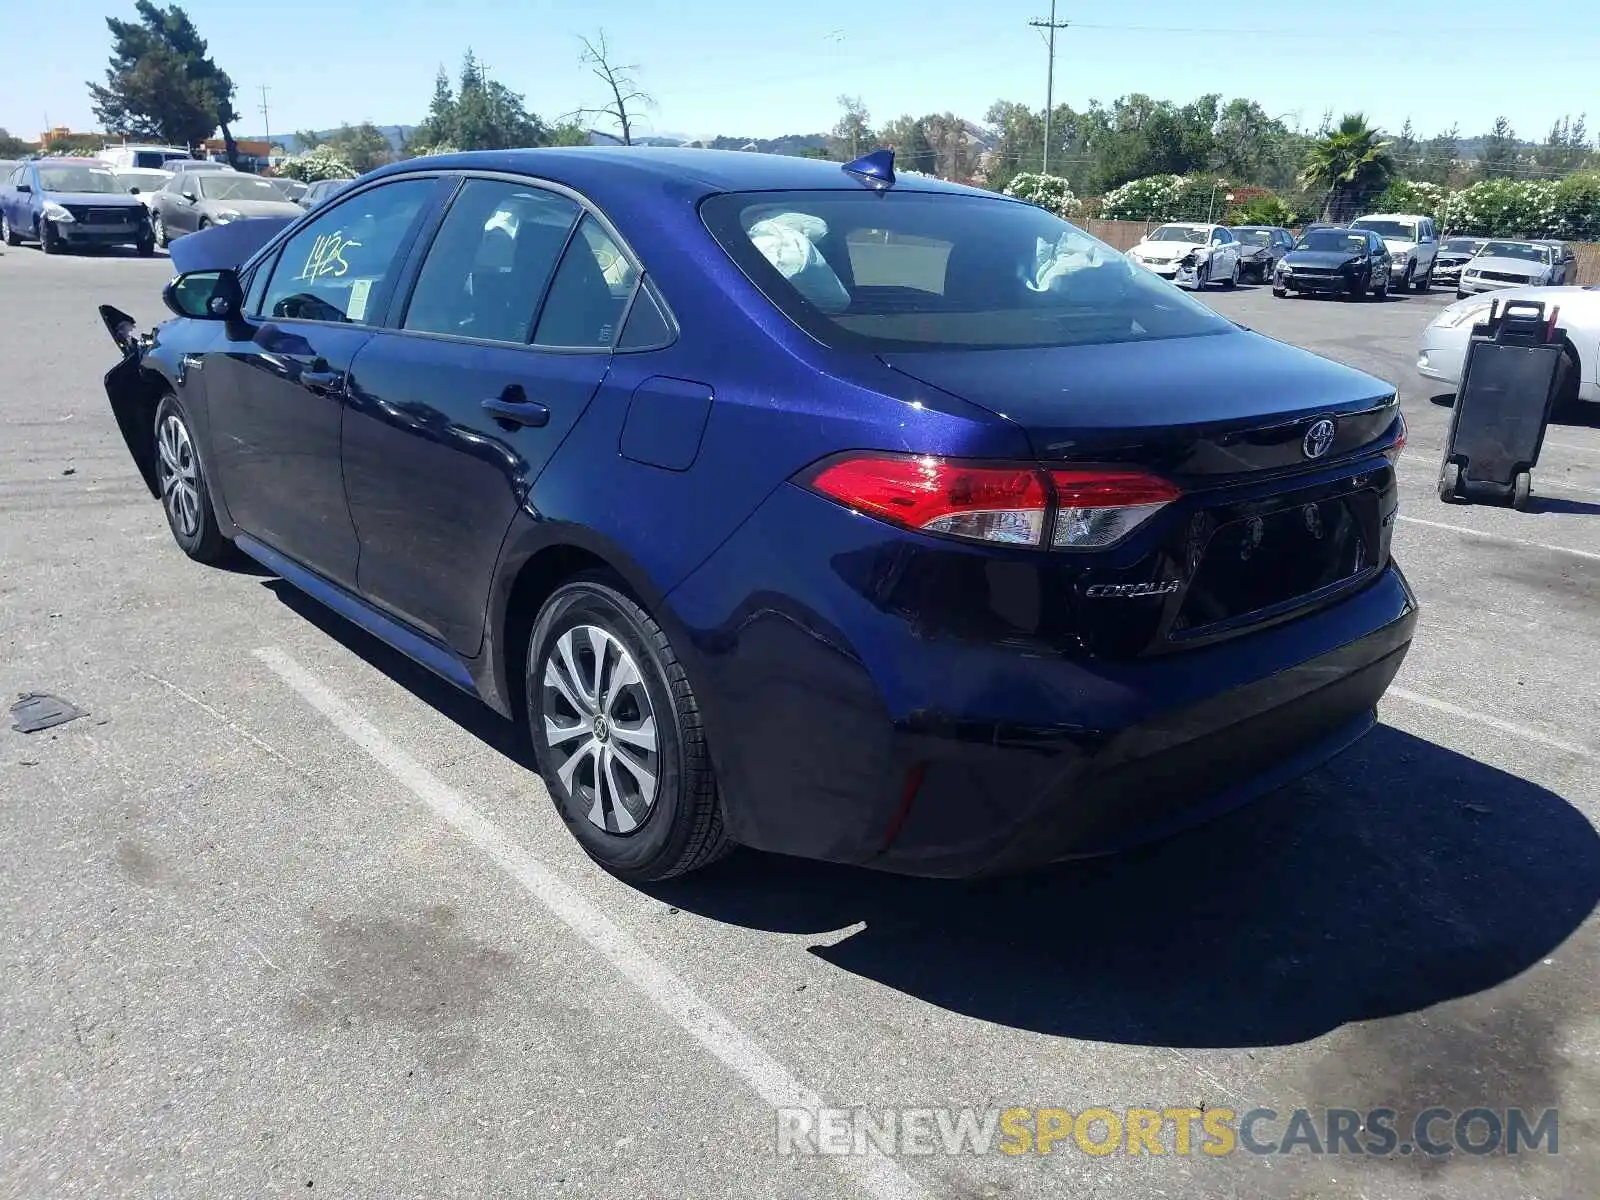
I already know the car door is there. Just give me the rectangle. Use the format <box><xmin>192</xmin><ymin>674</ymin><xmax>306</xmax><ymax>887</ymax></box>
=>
<box><xmin>200</xmin><ymin>176</ymin><xmax>443</xmax><ymax>589</ymax></box>
<box><xmin>1210</xmin><ymin>227</ymin><xmax>1236</xmax><ymax>275</ymax></box>
<box><xmin>340</xmin><ymin>176</ymin><xmax>630</xmax><ymax>655</ymax></box>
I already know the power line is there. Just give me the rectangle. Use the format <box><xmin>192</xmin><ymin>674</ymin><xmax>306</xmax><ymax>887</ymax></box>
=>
<box><xmin>1028</xmin><ymin>4</ymin><xmax>1070</xmax><ymax>175</ymax></box>
<box><xmin>258</xmin><ymin>85</ymin><xmax>271</xmax><ymax>151</ymax></box>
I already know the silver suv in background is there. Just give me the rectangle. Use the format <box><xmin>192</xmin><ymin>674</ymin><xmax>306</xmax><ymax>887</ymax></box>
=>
<box><xmin>1351</xmin><ymin>213</ymin><xmax>1439</xmax><ymax>291</ymax></box>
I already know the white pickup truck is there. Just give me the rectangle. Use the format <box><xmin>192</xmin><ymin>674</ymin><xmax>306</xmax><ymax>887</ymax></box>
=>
<box><xmin>1351</xmin><ymin>213</ymin><xmax>1440</xmax><ymax>292</ymax></box>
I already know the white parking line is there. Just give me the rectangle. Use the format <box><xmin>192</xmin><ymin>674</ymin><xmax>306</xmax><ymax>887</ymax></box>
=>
<box><xmin>252</xmin><ymin>647</ymin><xmax>928</xmax><ymax>1200</ymax></box>
<box><xmin>1396</xmin><ymin>514</ymin><xmax>1600</xmax><ymax>563</ymax></box>
<box><xmin>1386</xmin><ymin>686</ymin><xmax>1594</xmax><ymax>759</ymax></box>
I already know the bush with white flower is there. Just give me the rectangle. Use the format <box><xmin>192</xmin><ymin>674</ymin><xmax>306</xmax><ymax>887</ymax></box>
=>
<box><xmin>1550</xmin><ymin>173</ymin><xmax>1600</xmax><ymax>241</ymax></box>
<box><xmin>275</xmin><ymin>145</ymin><xmax>356</xmax><ymax>183</ymax></box>
<box><xmin>1101</xmin><ymin>174</ymin><xmax>1185</xmax><ymax>221</ymax></box>
<box><xmin>1370</xmin><ymin>179</ymin><xmax>1449</xmax><ymax>222</ymax></box>
<box><xmin>1441</xmin><ymin>179</ymin><xmax>1558</xmax><ymax>237</ymax></box>
<box><xmin>1002</xmin><ymin>172</ymin><xmax>1079</xmax><ymax>217</ymax></box>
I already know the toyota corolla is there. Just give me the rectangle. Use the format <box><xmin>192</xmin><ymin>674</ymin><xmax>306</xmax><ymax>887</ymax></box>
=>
<box><xmin>99</xmin><ymin>147</ymin><xmax>1415</xmax><ymax>881</ymax></box>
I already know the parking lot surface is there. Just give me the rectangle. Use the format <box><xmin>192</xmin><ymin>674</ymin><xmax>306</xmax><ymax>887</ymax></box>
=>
<box><xmin>3</xmin><ymin>244</ymin><xmax>1597</xmax><ymax>1199</ymax></box>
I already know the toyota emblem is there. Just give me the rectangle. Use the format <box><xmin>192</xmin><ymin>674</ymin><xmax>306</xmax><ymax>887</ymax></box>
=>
<box><xmin>1303</xmin><ymin>417</ymin><xmax>1337</xmax><ymax>459</ymax></box>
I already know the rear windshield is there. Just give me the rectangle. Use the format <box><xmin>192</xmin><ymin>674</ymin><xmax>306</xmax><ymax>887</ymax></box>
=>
<box><xmin>701</xmin><ymin>190</ymin><xmax>1232</xmax><ymax>351</ymax></box>
<box><xmin>1352</xmin><ymin>219</ymin><xmax>1418</xmax><ymax>240</ymax></box>
<box><xmin>1481</xmin><ymin>241</ymin><xmax>1550</xmax><ymax>263</ymax></box>
<box><xmin>1295</xmin><ymin>229</ymin><xmax>1368</xmax><ymax>253</ymax></box>
<box><xmin>1234</xmin><ymin>229</ymin><xmax>1275</xmax><ymax>246</ymax></box>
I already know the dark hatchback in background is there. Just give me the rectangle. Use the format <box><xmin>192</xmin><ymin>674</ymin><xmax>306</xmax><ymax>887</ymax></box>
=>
<box><xmin>1</xmin><ymin>158</ymin><xmax>153</xmax><ymax>254</ymax></box>
<box><xmin>98</xmin><ymin>148</ymin><xmax>1415</xmax><ymax>882</ymax></box>
<box><xmin>1230</xmin><ymin>225</ymin><xmax>1295</xmax><ymax>282</ymax></box>
<box><xmin>1274</xmin><ymin>226</ymin><xmax>1393</xmax><ymax>300</ymax></box>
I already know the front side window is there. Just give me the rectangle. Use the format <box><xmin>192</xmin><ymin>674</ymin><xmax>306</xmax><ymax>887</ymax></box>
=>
<box><xmin>36</xmin><ymin>164</ymin><xmax>120</xmax><ymax>194</ymax></box>
<box><xmin>532</xmin><ymin>215</ymin><xmax>639</xmax><ymax>348</ymax></box>
<box><xmin>259</xmin><ymin>178</ymin><xmax>436</xmax><ymax>325</ymax></box>
<box><xmin>703</xmin><ymin>190</ymin><xmax>1232</xmax><ymax>352</ymax></box>
<box><xmin>404</xmin><ymin>180</ymin><xmax>578</xmax><ymax>343</ymax></box>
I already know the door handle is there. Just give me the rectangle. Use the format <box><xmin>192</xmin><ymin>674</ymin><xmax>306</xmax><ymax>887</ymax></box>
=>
<box><xmin>301</xmin><ymin>368</ymin><xmax>342</xmax><ymax>396</ymax></box>
<box><xmin>481</xmin><ymin>388</ymin><xmax>549</xmax><ymax>428</ymax></box>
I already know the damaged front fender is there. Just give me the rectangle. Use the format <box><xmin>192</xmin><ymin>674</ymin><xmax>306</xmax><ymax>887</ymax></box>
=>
<box><xmin>104</xmin><ymin>352</ymin><xmax>166</xmax><ymax>498</ymax></box>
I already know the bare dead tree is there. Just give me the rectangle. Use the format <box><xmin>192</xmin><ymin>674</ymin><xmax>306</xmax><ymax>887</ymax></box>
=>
<box><xmin>573</xmin><ymin>32</ymin><xmax>652</xmax><ymax>146</ymax></box>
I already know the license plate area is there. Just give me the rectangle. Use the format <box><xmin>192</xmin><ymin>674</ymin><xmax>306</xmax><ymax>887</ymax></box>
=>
<box><xmin>1172</xmin><ymin>492</ymin><xmax>1377</xmax><ymax>638</ymax></box>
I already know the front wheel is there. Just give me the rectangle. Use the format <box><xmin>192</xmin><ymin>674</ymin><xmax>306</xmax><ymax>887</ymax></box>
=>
<box><xmin>1272</xmin><ymin>285</ymin><xmax>1289</xmax><ymax>298</ymax></box>
<box><xmin>136</xmin><ymin>237</ymin><xmax>155</xmax><ymax>257</ymax></box>
<box><xmin>1222</xmin><ymin>259</ymin><xmax>1239</xmax><ymax>289</ymax></box>
<box><xmin>151</xmin><ymin>213</ymin><xmax>167</xmax><ymax>248</ymax></box>
<box><xmin>1511</xmin><ymin>471</ymin><xmax>1532</xmax><ymax>511</ymax></box>
<box><xmin>1</xmin><ymin>213</ymin><xmax>20</xmax><ymax>247</ymax></box>
<box><xmin>1414</xmin><ymin>264</ymin><xmax>1432</xmax><ymax>293</ymax></box>
<box><xmin>38</xmin><ymin>219</ymin><xmax>59</xmax><ymax>254</ymax></box>
<box><xmin>1457</xmin><ymin>290</ymin><xmax>1468</xmax><ymax>300</ymax></box>
<box><xmin>527</xmin><ymin>577</ymin><xmax>729</xmax><ymax>882</ymax></box>
<box><xmin>153</xmin><ymin>395</ymin><xmax>231</xmax><ymax>563</ymax></box>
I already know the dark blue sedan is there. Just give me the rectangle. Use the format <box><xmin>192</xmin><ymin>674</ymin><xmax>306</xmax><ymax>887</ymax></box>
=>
<box><xmin>2</xmin><ymin>158</ymin><xmax>153</xmax><ymax>254</ymax></box>
<box><xmin>99</xmin><ymin>147</ymin><xmax>1416</xmax><ymax>880</ymax></box>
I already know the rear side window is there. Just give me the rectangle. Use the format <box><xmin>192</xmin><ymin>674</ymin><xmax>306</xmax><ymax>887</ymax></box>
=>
<box><xmin>702</xmin><ymin>190</ymin><xmax>1232</xmax><ymax>351</ymax></box>
<box><xmin>617</xmin><ymin>278</ymin><xmax>674</xmax><ymax>349</ymax></box>
<box><xmin>404</xmin><ymin>180</ymin><xmax>579</xmax><ymax>343</ymax></box>
<box><xmin>259</xmin><ymin>178</ymin><xmax>436</xmax><ymax>325</ymax></box>
<box><xmin>533</xmin><ymin>215</ymin><xmax>638</xmax><ymax>348</ymax></box>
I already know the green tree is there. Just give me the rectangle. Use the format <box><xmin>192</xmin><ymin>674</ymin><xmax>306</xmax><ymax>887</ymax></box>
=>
<box><xmin>412</xmin><ymin>50</ymin><xmax>547</xmax><ymax>152</ymax></box>
<box><xmin>1414</xmin><ymin>125</ymin><xmax>1459</xmax><ymax>185</ymax></box>
<box><xmin>323</xmin><ymin>122</ymin><xmax>392</xmax><ymax>174</ymax></box>
<box><xmin>982</xmin><ymin>100</ymin><xmax>1045</xmax><ymax>194</ymax></box>
<box><xmin>1477</xmin><ymin>116</ymin><xmax>1519</xmax><ymax>180</ymax></box>
<box><xmin>0</xmin><ymin>129</ymin><xmax>31</xmax><ymax>156</ymax></box>
<box><xmin>1299</xmin><ymin>113</ymin><xmax>1394</xmax><ymax>221</ymax></box>
<box><xmin>829</xmin><ymin>95</ymin><xmax>873</xmax><ymax>162</ymax></box>
<box><xmin>1536</xmin><ymin>114</ymin><xmax>1589</xmax><ymax>175</ymax></box>
<box><xmin>878</xmin><ymin>115</ymin><xmax>936</xmax><ymax>174</ymax></box>
<box><xmin>88</xmin><ymin>2</ymin><xmax>240</xmax><ymax>164</ymax></box>
<box><xmin>547</xmin><ymin>122</ymin><xmax>591</xmax><ymax>147</ymax></box>
<box><xmin>1391</xmin><ymin>118</ymin><xmax>1418</xmax><ymax>174</ymax></box>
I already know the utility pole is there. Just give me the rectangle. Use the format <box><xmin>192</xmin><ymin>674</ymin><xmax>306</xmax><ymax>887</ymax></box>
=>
<box><xmin>1028</xmin><ymin>3</ymin><xmax>1070</xmax><ymax>175</ymax></box>
<box><xmin>258</xmin><ymin>85</ymin><xmax>271</xmax><ymax>156</ymax></box>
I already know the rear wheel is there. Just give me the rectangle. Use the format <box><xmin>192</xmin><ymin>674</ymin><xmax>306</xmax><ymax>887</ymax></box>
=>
<box><xmin>527</xmin><ymin>576</ymin><xmax>730</xmax><ymax>882</ymax></box>
<box><xmin>153</xmin><ymin>395</ymin><xmax>230</xmax><ymax>563</ymax></box>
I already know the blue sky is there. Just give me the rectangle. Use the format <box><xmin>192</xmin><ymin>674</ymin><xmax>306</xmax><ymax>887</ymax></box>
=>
<box><xmin>9</xmin><ymin>0</ymin><xmax>1596</xmax><ymax>145</ymax></box>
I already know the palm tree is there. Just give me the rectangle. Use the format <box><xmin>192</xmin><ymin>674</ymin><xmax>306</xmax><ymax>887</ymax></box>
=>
<box><xmin>1300</xmin><ymin>114</ymin><xmax>1395</xmax><ymax>222</ymax></box>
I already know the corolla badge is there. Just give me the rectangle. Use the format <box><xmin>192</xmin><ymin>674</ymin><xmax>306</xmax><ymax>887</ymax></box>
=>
<box><xmin>1085</xmin><ymin>580</ymin><xmax>1181</xmax><ymax>599</ymax></box>
<box><xmin>1302</xmin><ymin>417</ymin><xmax>1337</xmax><ymax>459</ymax></box>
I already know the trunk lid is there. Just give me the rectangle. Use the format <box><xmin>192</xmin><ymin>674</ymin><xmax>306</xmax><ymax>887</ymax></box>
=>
<box><xmin>879</xmin><ymin>329</ymin><xmax>1403</xmax><ymax>656</ymax></box>
<box><xmin>880</xmin><ymin>328</ymin><xmax>1398</xmax><ymax>479</ymax></box>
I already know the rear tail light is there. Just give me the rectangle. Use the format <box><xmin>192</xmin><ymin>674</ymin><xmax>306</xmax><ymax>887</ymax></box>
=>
<box><xmin>799</xmin><ymin>453</ymin><xmax>1181</xmax><ymax>550</ymax></box>
<box><xmin>1382</xmin><ymin>410</ymin><xmax>1408</xmax><ymax>465</ymax></box>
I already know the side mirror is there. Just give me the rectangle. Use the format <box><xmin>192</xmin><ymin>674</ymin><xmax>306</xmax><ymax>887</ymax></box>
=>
<box><xmin>163</xmin><ymin>268</ymin><xmax>243</xmax><ymax>321</ymax></box>
<box><xmin>181</xmin><ymin>190</ymin><xmax>197</xmax><ymax>203</ymax></box>
<box><xmin>128</xmin><ymin>186</ymin><xmax>141</xmax><ymax>195</ymax></box>
<box><xmin>16</xmin><ymin>183</ymin><xmax>31</xmax><ymax>194</ymax></box>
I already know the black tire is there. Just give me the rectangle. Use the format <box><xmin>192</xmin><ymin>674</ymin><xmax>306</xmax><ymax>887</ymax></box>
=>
<box><xmin>1222</xmin><ymin>259</ymin><xmax>1239</xmax><ymax>289</ymax></box>
<box><xmin>198</xmin><ymin>218</ymin><xmax>211</xmax><ymax>232</ymax></box>
<box><xmin>136</xmin><ymin>237</ymin><xmax>155</xmax><ymax>257</ymax></box>
<box><xmin>39</xmin><ymin>219</ymin><xmax>58</xmax><ymax>254</ymax></box>
<box><xmin>151</xmin><ymin>212</ymin><xmax>167</xmax><ymax>248</ymax></box>
<box><xmin>1438</xmin><ymin>461</ymin><xmax>1462</xmax><ymax>503</ymax></box>
<box><xmin>1</xmin><ymin>212</ymin><xmax>20</xmax><ymax>246</ymax></box>
<box><xmin>1272</xmin><ymin>285</ymin><xmax>1289</xmax><ymax>298</ymax></box>
<box><xmin>153</xmin><ymin>394</ymin><xmax>230</xmax><ymax>563</ymax></box>
<box><xmin>1511</xmin><ymin>470</ymin><xmax>1532</xmax><ymax>511</ymax></box>
<box><xmin>1398</xmin><ymin>262</ymin><xmax>1412</xmax><ymax>292</ymax></box>
<box><xmin>527</xmin><ymin>576</ymin><xmax>730</xmax><ymax>882</ymax></box>
<box><xmin>1552</xmin><ymin>346</ymin><xmax>1582</xmax><ymax>423</ymax></box>
<box><xmin>1413</xmin><ymin>264</ymin><xmax>1432</xmax><ymax>293</ymax></box>
<box><xmin>1195</xmin><ymin>261</ymin><xmax>1210</xmax><ymax>289</ymax></box>
<box><xmin>1457</xmin><ymin>290</ymin><xmax>1468</xmax><ymax>300</ymax></box>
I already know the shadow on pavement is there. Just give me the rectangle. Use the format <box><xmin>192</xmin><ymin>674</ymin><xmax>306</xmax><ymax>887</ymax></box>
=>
<box><xmin>259</xmin><ymin>577</ymin><xmax>1599</xmax><ymax>1051</ymax></box>
<box><xmin>651</xmin><ymin>726</ymin><xmax>1600</xmax><ymax>1049</ymax></box>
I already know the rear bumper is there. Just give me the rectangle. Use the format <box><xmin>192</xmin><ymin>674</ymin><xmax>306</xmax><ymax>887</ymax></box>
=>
<box><xmin>667</xmin><ymin>484</ymin><xmax>1418</xmax><ymax>878</ymax></box>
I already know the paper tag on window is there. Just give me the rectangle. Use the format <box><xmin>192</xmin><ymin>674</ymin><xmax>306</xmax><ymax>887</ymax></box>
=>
<box><xmin>347</xmin><ymin>278</ymin><xmax>373</xmax><ymax>323</ymax></box>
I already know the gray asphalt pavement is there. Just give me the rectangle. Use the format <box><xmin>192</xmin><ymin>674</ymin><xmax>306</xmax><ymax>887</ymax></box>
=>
<box><xmin>2</xmin><ymin>242</ymin><xmax>1597</xmax><ymax>1200</ymax></box>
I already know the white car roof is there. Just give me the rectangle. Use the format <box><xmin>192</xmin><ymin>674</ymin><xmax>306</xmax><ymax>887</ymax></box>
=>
<box><xmin>1353</xmin><ymin>213</ymin><xmax>1426</xmax><ymax>221</ymax></box>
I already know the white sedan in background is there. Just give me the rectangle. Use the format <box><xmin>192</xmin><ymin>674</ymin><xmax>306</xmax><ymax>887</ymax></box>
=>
<box><xmin>1125</xmin><ymin>222</ymin><xmax>1242</xmax><ymax>288</ymax></box>
<box><xmin>110</xmin><ymin>167</ymin><xmax>173</xmax><ymax>211</ymax></box>
<box><xmin>1417</xmin><ymin>285</ymin><xmax>1600</xmax><ymax>411</ymax></box>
